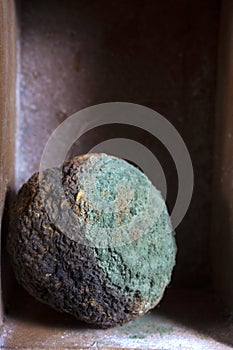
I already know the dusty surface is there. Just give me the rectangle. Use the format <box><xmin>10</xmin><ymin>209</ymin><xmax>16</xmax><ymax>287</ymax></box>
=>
<box><xmin>1</xmin><ymin>288</ymin><xmax>233</xmax><ymax>349</ymax></box>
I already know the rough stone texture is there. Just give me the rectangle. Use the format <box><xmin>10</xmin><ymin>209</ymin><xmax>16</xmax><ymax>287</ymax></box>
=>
<box><xmin>8</xmin><ymin>153</ymin><xmax>176</xmax><ymax>328</ymax></box>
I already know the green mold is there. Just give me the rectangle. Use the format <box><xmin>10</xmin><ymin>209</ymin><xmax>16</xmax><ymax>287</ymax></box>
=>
<box><xmin>8</xmin><ymin>153</ymin><xmax>176</xmax><ymax>328</ymax></box>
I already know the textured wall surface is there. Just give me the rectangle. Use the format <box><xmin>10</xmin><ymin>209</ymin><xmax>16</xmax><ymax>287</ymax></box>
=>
<box><xmin>18</xmin><ymin>0</ymin><xmax>220</xmax><ymax>286</ymax></box>
<box><xmin>0</xmin><ymin>0</ymin><xmax>17</xmax><ymax>323</ymax></box>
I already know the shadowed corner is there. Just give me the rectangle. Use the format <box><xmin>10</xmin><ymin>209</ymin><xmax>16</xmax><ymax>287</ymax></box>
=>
<box><xmin>211</xmin><ymin>194</ymin><xmax>233</xmax><ymax>347</ymax></box>
<box><xmin>1</xmin><ymin>187</ymin><xmax>17</xmax><ymax>320</ymax></box>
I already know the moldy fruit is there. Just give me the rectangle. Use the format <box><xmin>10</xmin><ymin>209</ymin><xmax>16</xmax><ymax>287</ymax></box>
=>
<box><xmin>8</xmin><ymin>153</ymin><xmax>176</xmax><ymax>328</ymax></box>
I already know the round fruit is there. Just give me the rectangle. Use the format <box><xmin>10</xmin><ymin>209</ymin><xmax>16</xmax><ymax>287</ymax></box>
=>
<box><xmin>8</xmin><ymin>153</ymin><xmax>176</xmax><ymax>328</ymax></box>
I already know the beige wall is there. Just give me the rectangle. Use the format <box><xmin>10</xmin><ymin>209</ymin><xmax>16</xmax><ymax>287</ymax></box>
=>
<box><xmin>0</xmin><ymin>0</ymin><xmax>17</xmax><ymax>323</ymax></box>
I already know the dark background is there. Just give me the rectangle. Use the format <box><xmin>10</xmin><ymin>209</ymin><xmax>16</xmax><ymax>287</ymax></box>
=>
<box><xmin>17</xmin><ymin>0</ymin><xmax>220</xmax><ymax>287</ymax></box>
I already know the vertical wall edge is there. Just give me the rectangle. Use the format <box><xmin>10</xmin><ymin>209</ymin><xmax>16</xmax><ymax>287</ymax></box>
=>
<box><xmin>212</xmin><ymin>0</ymin><xmax>233</xmax><ymax>309</ymax></box>
<box><xmin>0</xmin><ymin>0</ymin><xmax>17</xmax><ymax>324</ymax></box>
